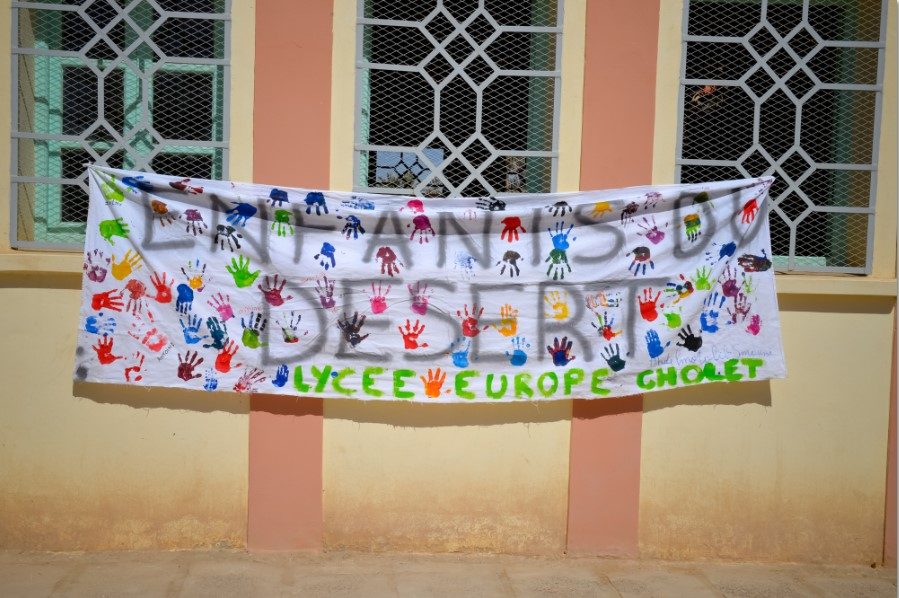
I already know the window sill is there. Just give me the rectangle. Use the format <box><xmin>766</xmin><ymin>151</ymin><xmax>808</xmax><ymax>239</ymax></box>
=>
<box><xmin>0</xmin><ymin>252</ymin><xmax>895</xmax><ymax>297</ymax></box>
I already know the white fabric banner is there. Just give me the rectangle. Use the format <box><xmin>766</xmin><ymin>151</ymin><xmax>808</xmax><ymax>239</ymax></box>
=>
<box><xmin>75</xmin><ymin>166</ymin><xmax>786</xmax><ymax>402</ymax></box>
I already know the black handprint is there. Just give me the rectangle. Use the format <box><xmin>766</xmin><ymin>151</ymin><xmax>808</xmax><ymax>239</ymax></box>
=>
<box><xmin>546</xmin><ymin>201</ymin><xmax>572</xmax><ymax>217</ymax></box>
<box><xmin>676</xmin><ymin>325</ymin><xmax>703</xmax><ymax>352</ymax></box>
<box><xmin>601</xmin><ymin>343</ymin><xmax>626</xmax><ymax>372</ymax></box>
<box><xmin>476</xmin><ymin>196</ymin><xmax>506</xmax><ymax>211</ymax></box>
<box><xmin>337</xmin><ymin>311</ymin><xmax>369</xmax><ymax>347</ymax></box>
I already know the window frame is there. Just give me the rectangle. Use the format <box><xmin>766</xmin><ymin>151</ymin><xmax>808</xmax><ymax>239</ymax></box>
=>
<box><xmin>10</xmin><ymin>0</ymin><xmax>231</xmax><ymax>250</ymax></box>
<box><xmin>673</xmin><ymin>0</ymin><xmax>889</xmax><ymax>275</ymax></box>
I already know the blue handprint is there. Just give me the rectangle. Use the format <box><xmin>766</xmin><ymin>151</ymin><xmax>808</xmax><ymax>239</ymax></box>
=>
<box><xmin>700</xmin><ymin>291</ymin><xmax>726</xmax><ymax>334</ymax></box>
<box><xmin>203</xmin><ymin>369</ymin><xmax>219</xmax><ymax>391</ymax></box>
<box><xmin>342</xmin><ymin>196</ymin><xmax>375</xmax><ymax>210</ymax></box>
<box><xmin>705</xmin><ymin>241</ymin><xmax>737</xmax><ymax>263</ymax></box>
<box><xmin>450</xmin><ymin>337</ymin><xmax>471</xmax><ymax>368</ymax></box>
<box><xmin>304</xmin><ymin>191</ymin><xmax>328</xmax><ymax>215</ymax></box>
<box><xmin>644</xmin><ymin>329</ymin><xmax>670</xmax><ymax>359</ymax></box>
<box><xmin>175</xmin><ymin>283</ymin><xmax>194</xmax><ymax>313</ymax></box>
<box><xmin>226</xmin><ymin>202</ymin><xmax>257</xmax><ymax>227</ymax></box>
<box><xmin>315</xmin><ymin>242</ymin><xmax>337</xmax><ymax>270</ymax></box>
<box><xmin>546</xmin><ymin>336</ymin><xmax>576</xmax><ymax>366</ymax></box>
<box><xmin>84</xmin><ymin>312</ymin><xmax>116</xmax><ymax>335</ymax></box>
<box><xmin>175</xmin><ymin>283</ymin><xmax>194</xmax><ymax>314</ymax></box>
<box><xmin>180</xmin><ymin>314</ymin><xmax>208</xmax><ymax>345</ymax></box>
<box><xmin>505</xmin><ymin>336</ymin><xmax>530</xmax><ymax>367</ymax></box>
<box><xmin>548</xmin><ymin>221</ymin><xmax>574</xmax><ymax>251</ymax></box>
<box><xmin>122</xmin><ymin>175</ymin><xmax>154</xmax><ymax>192</ymax></box>
<box><xmin>341</xmin><ymin>215</ymin><xmax>365</xmax><ymax>239</ymax></box>
<box><xmin>269</xmin><ymin>188</ymin><xmax>289</xmax><ymax>206</ymax></box>
<box><xmin>272</xmin><ymin>364</ymin><xmax>289</xmax><ymax>388</ymax></box>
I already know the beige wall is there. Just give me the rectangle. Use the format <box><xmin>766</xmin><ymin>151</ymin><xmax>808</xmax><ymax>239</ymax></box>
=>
<box><xmin>0</xmin><ymin>1</ymin><xmax>256</xmax><ymax>550</ymax></box>
<box><xmin>642</xmin><ymin>0</ymin><xmax>898</xmax><ymax>564</ymax></box>
<box><xmin>322</xmin><ymin>0</ymin><xmax>587</xmax><ymax>554</ymax></box>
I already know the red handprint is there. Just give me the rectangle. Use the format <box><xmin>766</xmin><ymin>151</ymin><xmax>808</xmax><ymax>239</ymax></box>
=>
<box><xmin>92</xmin><ymin>335</ymin><xmax>123</xmax><ymax>365</ymax></box>
<box><xmin>420</xmin><ymin>368</ymin><xmax>447</xmax><ymax>399</ymax></box>
<box><xmin>124</xmin><ymin>351</ymin><xmax>145</xmax><ymax>382</ymax></box>
<box><xmin>369</xmin><ymin>282</ymin><xmax>390</xmax><ymax>314</ymax></box>
<box><xmin>124</xmin><ymin>279</ymin><xmax>148</xmax><ymax>315</ymax></box>
<box><xmin>741</xmin><ymin>198</ymin><xmax>759</xmax><ymax>224</ymax></box>
<box><xmin>500</xmin><ymin>216</ymin><xmax>526</xmax><ymax>242</ymax></box>
<box><xmin>91</xmin><ymin>289</ymin><xmax>124</xmax><ymax>312</ymax></box>
<box><xmin>258</xmin><ymin>274</ymin><xmax>293</xmax><ymax>307</ymax></box>
<box><xmin>215</xmin><ymin>340</ymin><xmax>241</xmax><ymax>373</ymax></box>
<box><xmin>234</xmin><ymin>367</ymin><xmax>266</xmax><ymax>393</ymax></box>
<box><xmin>456</xmin><ymin>304</ymin><xmax>488</xmax><ymax>337</ymax></box>
<box><xmin>376</xmin><ymin>246</ymin><xmax>403</xmax><ymax>277</ymax></box>
<box><xmin>150</xmin><ymin>272</ymin><xmax>173</xmax><ymax>304</ymax></box>
<box><xmin>177</xmin><ymin>350</ymin><xmax>204</xmax><ymax>381</ymax></box>
<box><xmin>128</xmin><ymin>310</ymin><xmax>168</xmax><ymax>352</ymax></box>
<box><xmin>398</xmin><ymin>319</ymin><xmax>428</xmax><ymax>350</ymax></box>
<box><xmin>637</xmin><ymin>288</ymin><xmax>663</xmax><ymax>322</ymax></box>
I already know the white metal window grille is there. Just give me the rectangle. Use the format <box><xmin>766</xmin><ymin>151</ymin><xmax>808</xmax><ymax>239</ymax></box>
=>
<box><xmin>354</xmin><ymin>0</ymin><xmax>563</xmax><ymax>198</ymax></box>
<box><xmin>11</xmin><ymin>0</ymin><xmax>231</xmax><ymax>250</ymax></box>
<box><xmin>676</xmin><ymin>0</ymin><xmax>887</xmax><ymax>273</ymax></box>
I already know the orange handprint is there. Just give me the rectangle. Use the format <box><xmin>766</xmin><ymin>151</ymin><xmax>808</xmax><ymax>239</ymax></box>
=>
<box><xmin>420</xmin><ymin>368</ymin><xmax>447</xmax><ymax>399</ymax></box>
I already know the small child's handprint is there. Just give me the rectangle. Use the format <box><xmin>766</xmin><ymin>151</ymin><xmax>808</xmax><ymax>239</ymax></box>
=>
<box><xmin>92</xmin><ymin>335</ymin><xmax>123</xmax><ymax>365</ymax></box>
<box><xmin>180</xmin><ymin>314</ymin><xmax>209</xmax><ymax>345</ymax></box>
<box><xmin>591</xmin><ymin>311</ymin><xmax>622</xmax><ymax>341</ymax></box>
<box><xmin>449</xmin><ymin>337</ymin><xmax>471</xmax><ymax>368</ymax></box>
<box><xmin>644</xmin><ymin>329</ymin><xmax>670</xmax><ymax>359</ymax></box>
<box><xmin>543</xmin><ymin>290</ymin><xmax>570</xmax><ymax>321</ymax></box>
<box><xmin>315</xmin><ymin>242</ymin><xmax>337</xmax><ymax>270</ymax></box>
<box><xmin>258</xmin><ymin>274</ymin><xmax>293</xmax><ymax>307</ymax></box>
<box><xmin>369</xmin><ymin>282</ymin><xmax>390</xmax><ymax>314</ymax></box>
<box><xmin>241</xmin><ymin>312</ymin><xmax>268</xmax><ymax>349</ymax></box>
<box><xmin>226</xmin><ymin>201</ymin><xmax>257</xmax><ymax>227</ymax></box>
<box><xmin>83</xmin><ymin>249</ymin><xmax>110</xmax><ymax>283</ymax></box>
<box><xmin>177</xmin><ymin>350</ymin><xmax>204</xmax><ymax>381</ymax></box>
<box><xmin>408</xmin><ymin>282</ymin><xmax>432</xmax><ymax>316</ymax></box>
<box><xmin>316</xmin><ymin>276</ymin><xmax>336</xmax><ymax>309</ymax></box>
<box><xmin>207</xmin><ymin>292</ymin><xmax>234</xmax><ymax>321</ymax></box>
<box><xmin>272</xmin><ymin>364</ymin><xmax>289</xmax><ymax>388</ymax></box>
<box><xmin>111</xmin><ymin>249</ymin><xmax>143</xmax><ymax>281</ymax></box>
<box><xmin>547</xmin><ymin>336</ymin><xmax>576</xmax><ymax>367</ymax></box>
<box><xmin>505</xmin><ymin>336</ymin><xmax>530</xmax><ymax>366</ymax></box>
<box><xmin>637</xmin><ymin>287</ymin><xmax>663</xmax><ymax>322</ymax></box>
<box><xmin>277</xmin><ymin>311</ymin><xmax>307</xmax><ymax>344</ymax></box>
<box><xmin>693</xmin><ymin>266</ymin><xmax>712</xmax><ymax>291</ymax></box>
<box><xmin>337</xmin><ymin>312</ymin><xmax>369</xmax><ymax>347</ymax></box>
<box><xmin>492</xmin><ymin>304</ymin><xmax>518</xmax><ymax>338</ymax></box>
<box><xmin>420</xmin><ymin>368</ymin><xmax>447</xmax><ymax>398</ymax></box>
<box><xmin>226</xmin><ymin>255</ymin><xmax>261</xmax><ymax>288</ymax></box>
<box><xmin>398</xmin><ymin>319</ymin><xmax>428</xmax><ymax>350</ymax></box>
<box><xmin>601</xmin><ymin>343</ymin><xmax>626</xmax><ymax>372</ymax></box>
<box><xmin>234</xmin><ymin>367</ymin><xmax>266</xmax><ymax>393</ymax></box>
<box><xmin>676</xmin><ymin>326</ymin><xmax>702</xmax><ymax>352</ymax></box>
<box><xmin>456</xmin><ymin>304</ymin><xmax>488</xmax><ymax>338</ymax></box>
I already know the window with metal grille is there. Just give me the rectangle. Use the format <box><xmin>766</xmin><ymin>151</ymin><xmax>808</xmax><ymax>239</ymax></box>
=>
<box><xmin>354</xmin><ymin>0</ymin><xmax>562</xmax><ymax>198</ymax></box>
<box><xmin>11</xmin><ymin>0</ymin><xmax>230</xmax><ymax>250</ymax></box>
<box><xmin>676</xmin><ymin>0</ymin><xmax>887</xmax><ymax>273</ymax></box>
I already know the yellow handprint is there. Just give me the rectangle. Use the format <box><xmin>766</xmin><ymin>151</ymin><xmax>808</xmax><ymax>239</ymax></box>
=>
<box><xmin>111</xmin><ymin>249</ymin><xmax>143</xmax><ymax>281</ymax></box>
<box><xmin>590</xmin><ymin>201</ymin><xmax>612</xmax><ymax>219</ymax></box>
<box><xmin>492</xmin><ymin>304</ymin><xmax>519</xmax><ymax>337</ymax></box>
<box><xmin>544</xmin><ymin>290</ymin><xmax>570</xmax><ymax>321</ymax></box>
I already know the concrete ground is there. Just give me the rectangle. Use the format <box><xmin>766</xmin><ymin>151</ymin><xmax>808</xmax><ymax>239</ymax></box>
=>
<box><xmin>0</xmin><ymin>550</ymin><xmax>895</xmax><ymax>597</ymax></box>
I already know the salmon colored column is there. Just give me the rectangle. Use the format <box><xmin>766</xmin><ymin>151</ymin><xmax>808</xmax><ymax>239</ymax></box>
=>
<box><xmin>248</xmin><ymin>0</ymin><xmax>333</xmax><ymax>551</ymax></box>
<box><xmin>566</xmin><ymin>0</ymin><xmax>660</xmax><ymax>557</ymax></box>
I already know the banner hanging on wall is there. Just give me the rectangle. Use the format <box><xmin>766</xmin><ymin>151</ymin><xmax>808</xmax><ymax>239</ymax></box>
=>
<box><xmin>74</xmin><ymin>166</ymin><xmax>786</xmax><ymax>402</ymax></box>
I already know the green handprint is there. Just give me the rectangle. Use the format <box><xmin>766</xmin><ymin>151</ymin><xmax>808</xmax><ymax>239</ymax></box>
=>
<box><xmin>741</xmin><ymin>273</ymin><xmax>756</xmax><ymax>295</ymax></box>
<box><xmin>98</xmin><ymin>218</ymin><xmax>129</xmax><ymax>244</ymax></box>
<box><xmin>226</xmin><ymin>255</ymin><xmax>261</xmax><ymax>288</ymax></box>
<box><xmin>100</xmin><ymin>175</ymin><xmax>125</xmax><ymax>203</ymax></box>
<box><xmin>663</xmin><ymin>306</ymin><xmax>682</xmax><ymax>329</ymax></box>
<box><xmin>694</xmin><ymin>266</ymin><xmax>712</xmax><ymax>291</ymax></box>
<box><xmin>272</xmin><ymin>209</ymin><xmax>294</xmax><ymax>237</ymax></box>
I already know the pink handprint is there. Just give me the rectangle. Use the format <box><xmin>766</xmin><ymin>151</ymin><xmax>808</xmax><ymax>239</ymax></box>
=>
<box><xmin>207</xmin><ymin>292</ymin><xmax>234</xmax><ymax>321</ymax></box>
<box><xmin>316</xmin><ymin>276</ymin><xmax>336</xmax><ymax>309</ymax></box>
<box><xmin>408</xmin><ymin>282</ymin><xmax>431</xmax><ymax>315</ymax></box>
<box><xmin>369</xmin><ymin>282</ymin><xmax>390</xmax><ymax>314</ymax></box>
<box><xmin>409</xmin><ymin>215</ymin><xmax>435</xmax><ymax>244</ymax></box>
<box><xmin>746</xmin><ymin>314</ymin><xmax>762</xmax><ymax>335</ymax></box>
<box><xmin>720</xmin><ymin>264</ymin><xmax>740</xmax><ymax>298</ymax></box>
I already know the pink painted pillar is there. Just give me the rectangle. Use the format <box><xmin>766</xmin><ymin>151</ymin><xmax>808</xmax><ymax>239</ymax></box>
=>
<box><xmin>247</xmin><ymin>0</ymin><xmax>333</xmax><ymax>551</ymax></box>
<box><xmin>566</xmin><ymin>0</ymin><xmax>661</xmax><ymax>557</ymax></box>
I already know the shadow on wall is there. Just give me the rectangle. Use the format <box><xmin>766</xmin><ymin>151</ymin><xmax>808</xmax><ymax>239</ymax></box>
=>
<box><xmin>73</xmin><ymin>381</ymin><xmax>249</xmax><ymax>415</ymax></box>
